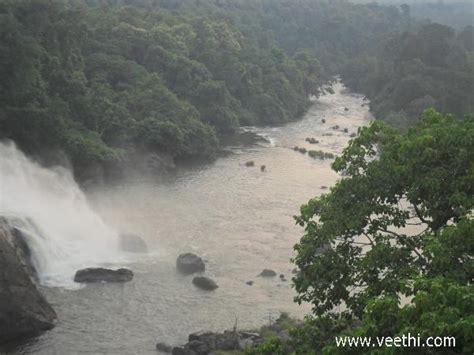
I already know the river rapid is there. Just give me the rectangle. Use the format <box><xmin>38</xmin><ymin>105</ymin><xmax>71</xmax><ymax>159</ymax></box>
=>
<box><xmin>4</xmin><ymin>82</ymin><xmax>372</xmax><ymax>354</ymax></box>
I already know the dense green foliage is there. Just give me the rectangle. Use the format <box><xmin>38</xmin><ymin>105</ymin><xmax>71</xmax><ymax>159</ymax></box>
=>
<box><xmin>342</xmin><ymin>23</ymin><xmax>474</xmax><ymax>128</ymax></box>
<box><xmin>0</xmin><ymin>0</ymin><xmax>331</xmax><ymax>172</ymax></box>
<box><xmin>0</xmin><ymin>0</ymin><xmax>417</xmax><ymax>175</ymax></box>
<box><xmin>1</xmin><ymin>0</ymin><xmax>472</xmax><ymax>175</ymax></box>
<box><xmin>258</xmin><ymin>110</ymin><xmax>472</xmax><ymax>354</ymax></box>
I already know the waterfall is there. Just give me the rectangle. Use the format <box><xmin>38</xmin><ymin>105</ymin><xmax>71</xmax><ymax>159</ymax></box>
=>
<box><xmin>0</xmin><ymin>141</ymin><xmax>124</xmax><ymax>289</ymax></box>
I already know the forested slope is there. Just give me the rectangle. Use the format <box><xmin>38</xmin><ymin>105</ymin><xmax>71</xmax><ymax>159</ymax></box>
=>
<box><xmin>341</xmin><ymin>22</ymin><xmax>474</xmax><ymax>127</ymax></box>
<box><xmin>0</xmin><ymin>0</ymin><xmax>472</xmax><ymax>176</ymax></box>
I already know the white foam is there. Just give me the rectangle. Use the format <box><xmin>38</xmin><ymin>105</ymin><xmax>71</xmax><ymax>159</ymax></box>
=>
<box><xmin>0</xmin><ymin>141</ymin><xmax>125</xmax><ymax>289</ymax></box>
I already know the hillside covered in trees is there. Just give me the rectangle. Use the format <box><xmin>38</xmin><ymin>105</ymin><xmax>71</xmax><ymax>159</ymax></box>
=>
<box><xmin>0</xmin><ymin>0</ymin><xmax>472</xmax><ymax>176</ymax></box>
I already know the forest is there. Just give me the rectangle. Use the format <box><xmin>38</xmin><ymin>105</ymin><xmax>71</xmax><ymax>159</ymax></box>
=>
<box><xmin>0</xmin><ymin>0</ymin><xmax>464</xmax><ymax>176</ymax></box>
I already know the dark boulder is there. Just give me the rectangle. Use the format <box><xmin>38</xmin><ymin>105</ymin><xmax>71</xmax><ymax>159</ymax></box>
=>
<box><xmin>156</xmin><ymin>342</ymin><xmax>173</xmax><ymax>353</ymax></box>
<box><xmin>0</xmin><ymin>218</ymin><xmax>57</xmax><ymax>343</ymax></box>
<box><xmin>182</xmin><ymin>330</ymin><xmax>260</xmax><ymax>353</ymax></box>
<box><xmin>176</xmin><ymin>253</ymin><xmax>205</xmax><ymax>274</ymax></box>
<box><xmin>187</xmin><ymin>340</ymin><xmax>211</xmax><ymax>354</ymax></box>
<box><xmin>171</xmin><ymin>347</ymin><xmax>190</xmax><ymax>355</ymax></box>
<box><xmin>259</xmin><ymin>269</ymin><xmax>277</xmax><ymax>277</ymax></box>
<box><xmin>119</xmin><ymin>233</ymin><xmax>147</xmax><ymax>253</ymax></box>
<box><xmin>192</xmin><ymin>276</ymin><xmax>218</xmax><ymax>291</ymax></box>
<box><xmin>74</xmin><ymin>267</ymin><xmax>133</xmax><ymax>283</ymax></box>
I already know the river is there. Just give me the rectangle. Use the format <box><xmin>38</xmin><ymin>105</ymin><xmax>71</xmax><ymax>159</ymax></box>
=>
<box><xmin>4</xmin><ymin>82</ymin><xmax>372</xmax><ymax>354</ymax></box>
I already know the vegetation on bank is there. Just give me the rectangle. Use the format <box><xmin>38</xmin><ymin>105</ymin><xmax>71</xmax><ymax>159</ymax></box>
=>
<box><xmin>249</xmin><ymin>110</ymin><xmax>474</xmax><ymax>354</ymax></box>
<box><xmin>0</xmin><ymin>0</ymin><xmax>326</xmax><ymax>174</ymax></box>
<box><xmin>341</xmin><ymin>22</ymin><xmax>474</xmax><ymax>128</ymax></box>
<box><xmin>0</xmin><ymin>0</ymin><xmax>429</xmax><ymax>177</ymax></box>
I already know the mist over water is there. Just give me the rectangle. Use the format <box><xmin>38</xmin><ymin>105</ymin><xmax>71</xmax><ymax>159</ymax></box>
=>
<box><xmin>1</xmin><ymin>83</ymin><xmax>373</xmax><ymax>354</ymax></box>
<box><xmin>0</xmin><ymin>141</ymin><xmax>123</xmax><ymax>288</ymax></box>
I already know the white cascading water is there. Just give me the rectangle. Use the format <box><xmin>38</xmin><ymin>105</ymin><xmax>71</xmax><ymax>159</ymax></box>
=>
<box><xmin>0</xmin><ymin>141</ymin><xmax>124</xmax><ymax>289</ymax></box>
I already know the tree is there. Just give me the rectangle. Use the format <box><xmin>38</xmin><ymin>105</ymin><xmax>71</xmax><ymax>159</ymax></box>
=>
<box><xmin>293</xmin><ymin>110</ymin><xmax>473</xmax><ymax>318</ymax></box>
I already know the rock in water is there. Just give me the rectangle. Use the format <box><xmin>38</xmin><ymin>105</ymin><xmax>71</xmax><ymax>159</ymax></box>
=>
<box><xmin>156</xmin><ymin>342</ymin><xmax>173</xmax><ymax>353</ymax></box>
<box><xmin>259</xmin><ymin>269</ymin><xmax>277</xmax><ymax>277</ymax></box>
<box><xmin>0</xmin><ymin>218</ymin><xmax>57</xmax><ymax>342</ymax></box>
<box><xmin>192</xmin><ymin>276</ymin><xmax>218</xmax><ymax>291</ymax></box>
<box><xmin>176</xmin><ymin>253</ymin><xmax>205</xmax><ymax>274</ymax></box>
<box><xmin>74</xmin><ymin>268</ymin><xmax>133</xmax><ymax>283</ymax></box>
<box><xmin>119</xmin><ymin>233</ymin><xmax>147</xmax><ymax>253</ymax></box>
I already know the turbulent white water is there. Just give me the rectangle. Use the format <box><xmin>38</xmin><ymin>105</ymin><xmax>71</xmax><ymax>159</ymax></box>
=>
<box><xmin>0</xmin><ymin>141</ymin><xmax>124</xmax><ymax>288</ymax></box>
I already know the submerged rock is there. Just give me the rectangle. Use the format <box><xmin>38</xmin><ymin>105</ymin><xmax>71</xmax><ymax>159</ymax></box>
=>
<box><xmin>176</xmin><ymin>253</ymin><xmax>205</xmax><ymax>274</ymax></box>
<box><xmin>192</xmin><ymin>276</ymin><xmax>218</xmax><ymax>291</ymax></box>
<box><xmin>74</xmin><ymin>268</ymin><xmax>133</xmax><ymax>283</ymax></box>
<box><xmin>119</xmin><ymin>233</ymin><xmax>147</xmax><ymax>253</ymax></box>
<box><xmin>259</xmin><ymin>269</ymin><xmax>277</xmax><ymax>277</ymax></box>
<box><xmin>0</xmin><ymin>218</ymin><xmax>57</xmax><ymax>343</ymax></box>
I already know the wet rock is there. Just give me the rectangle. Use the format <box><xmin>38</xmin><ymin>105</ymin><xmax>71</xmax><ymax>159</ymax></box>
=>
<box><xmin>321</xmin><ymin>186</ymin><xmax>328</xmax><ymax>189</ymax></box>
<box><xmin>192</xmin><ymin>276</ymin><xmax>218</xmax><ymax>291</ymax></box>
<box><xmin>188</xmin><ymin>331</ymin><xmax>240</xmax><ymax>352</ymax></box>
<box><xmin>156</xmin><ymin>342</ymin><xmax>173</xmax><ymax>353</ymax></box>
<box><xmin>245</xmin><ymin>161</ymin><xmax>255</xmax><ymax>167</ymax></box>
<box><xmin>74</xmin><ymin>268</ymin><xmax>133</xmax><ymax>283</ymax></box>
<box><xmin>246</xmin><ymin>280</ymin><xmax>254</xmax><ymax>286</ymax></box>
<box><xmin>181</xmin><ymin>330</ymin><xmax>262</xmax><ymax>353</ymax></box>
<box><xmin>176</xmin><ymin>253</ymin><xmax>205</xmax><ymax>274</ymax></box>
<box><xmin>343</xmin><ymin>128</ymin><xmax>349</xmax><ymax>133</ymax></box>
<box><xmin>344</xmin><ymin>107</ymin><xmax>349</xmax><ymax>111</ymax></box>
<box><xmin>260</xmin><ymin>165</ymin><xmax>266</xmax><ymax>172</ymax></box>
<box><xmin>321</xmin><ymin>119</ymin><xmax>326</xmax><ymax>123</ymax></box>
<box><xmin>331</xmin><ymin>125</ymin><xmax>340</xmax><ymax>130</ymax></box>
<box><xmin>187</xmin><ymin>339</ymin><xmax>210</xmax><ymax>354</ymax></box>
<box><xmin>0</xmin><ymin>218</ymin><xmax>57</xmax><ymax>342</ymax></box>
<box><xmin>119</xmin><ymin>233</ymin><xmax>147</xmax><ymax>253</ymax></box>
<box><xmin>171</xmin><ymin>347</ymin><xmax>188</xmax><ymax>355</ymax></box>
<box><xmin>350</xmin><ymin>133</ymin><xmax>357</xmax><ymax>138</ymax></box>
<box><xmin>259</xmin><ymin>269</ymin><xmax>277</xmax><ymax>277</ymax></box>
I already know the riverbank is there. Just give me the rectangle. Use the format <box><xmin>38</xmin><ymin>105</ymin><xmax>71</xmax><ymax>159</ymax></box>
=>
<box><xmin>1</xmin><ymin>83</ymin><xmax>372</xmax><ymax>354</ymax></box>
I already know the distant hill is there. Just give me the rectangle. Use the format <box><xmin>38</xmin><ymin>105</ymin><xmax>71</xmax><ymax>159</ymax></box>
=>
<box><xmin>350</xmin><ymin>0</ymin><xmax>474</xmax><ymax>29</ymax></box>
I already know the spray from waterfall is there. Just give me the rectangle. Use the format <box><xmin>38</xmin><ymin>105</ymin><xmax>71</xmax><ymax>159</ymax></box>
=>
<box><xmin>0</xmin><ymin>141</ymin><xmax>125</xmax><ymax>289</ymax></box>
